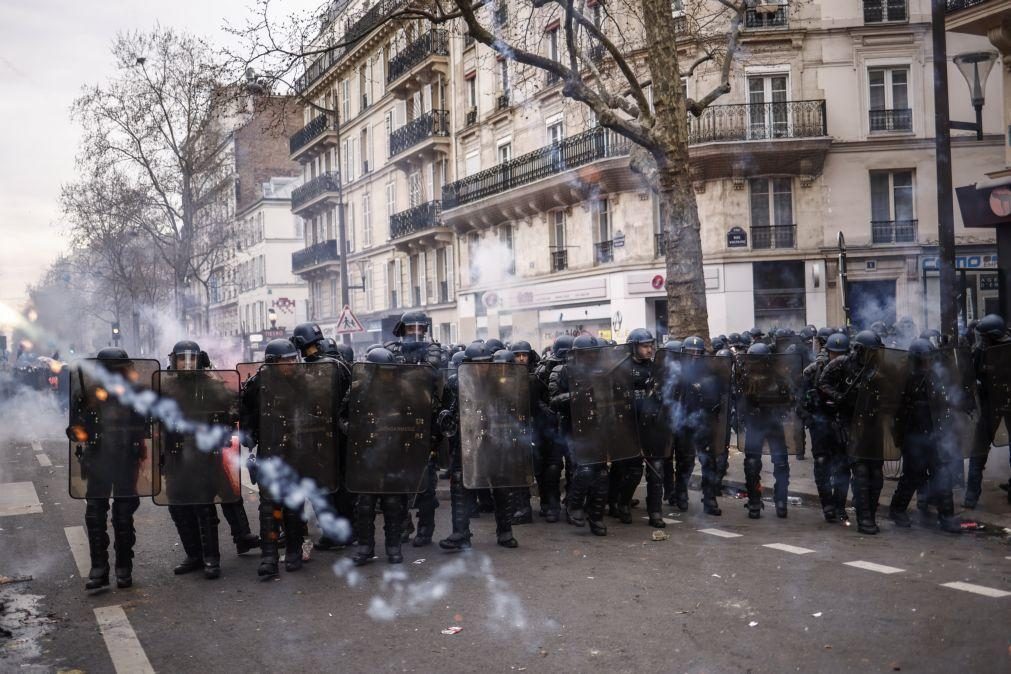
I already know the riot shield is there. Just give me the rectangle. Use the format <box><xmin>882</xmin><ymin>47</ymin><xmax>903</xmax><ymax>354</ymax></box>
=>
<box><xmin>345</xmin><ymin>362</ymin><xmax>438</xmax><ymax>493</ymax></box>
<box><xmin>846</xmin><ymin>348</ymin><xmax>908</xmax><ymax>461</ymax></box>
<box><xmin>67</xmin><ymin>358</ymin><xmax>159</xmax><ymax>499</ymax></box>
<box><xmin>153</xmin><ymin>370</ymin><xmax>241</xmax><ymax>506</ymax></box>
<box><xmin>568</xmin><ymin>345</ymin><xmax>641</xmax><ymax>465</ymax></box>
<box><xmin>736</xmin><ymin>353</ymin><xmax>804</xmax><ymax>455</ymax></box>
<box><xmin>642</xmin><ymin>349</ymin><xmax>676</xmax><ymax>458</ymax></box>
<box><xmin>981</xmin><ymin>343</ymin><xmax>1011</xmax><ymax>448</ymax></box>
<box><xmin>457</xmin><ymin>362</ymin><xmax>535</xmax><ymax>489</ymax></box>
<box><xmin>236</xmin><ymin>362</ymin><xmax>262</xmax><ymax>386</ymax></box>
<box><xmin>257</xmin><ymin>362</ymin><xmax>340</xmax><ymax>492</ymax></box>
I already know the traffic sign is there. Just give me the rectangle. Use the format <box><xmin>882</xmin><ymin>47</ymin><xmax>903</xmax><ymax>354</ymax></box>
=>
<box><xmin>335</xmin><ymin>304</ymin><xmax>365</xmax><ymax>334</ymax></box>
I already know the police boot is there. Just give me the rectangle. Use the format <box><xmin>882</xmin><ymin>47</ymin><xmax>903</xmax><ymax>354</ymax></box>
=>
<box><xmin>935</xmin><ymin>494</ymin><xmax>963</xmax><ymax>534</ymax></box>
<box><xmin>701</xmin><ymin>478</ymin><xmax>722</xmax><ymax>516</ymax></box>
<box><xmin>220</xmin><ymin>500</ymin><xmax>260</xmax><ymax>554</ymax></box>
<box><xmin>775</xmin><ymin>501</ymin><xmax>788</xmax><ymax>518</ymax></box>
<box><xmin>383</xmin><ymin>496</ymin><xmax>404</xmax><ymax>564</ymax></box>
<box><xmin>673</xmin><ymin>480</ymin><xmax>690</xmax><ymax>512</ymax></box>
<box><xmin>413</xmin><ymin>502</ymin><xmax>435</xmax><ymax>548</ymax></box>
<box><xmin>744</xmin><ymin>458</ymin><xmax>763</xmax><ymax>519</ymax></box>
<box><xmin>852</xmin><ymin>465</ymin><xmax>879</xmax><ymax>535</ymax></box>
<box><xmin>586</xmin><ymin>469</ymin><xmax>608</xmax><ymax>536</ymax></box>
<box><xmin>111</xmin><ymin>500</ymin><xmax>138</xmax><ymax>589</ymax></box>
<box><xmin>440</xmin><ymin>473</ymin><xmax>473</xmax><ymax>551</ymax></box>
<box><xmin>494</xmin><ymin>493</ymin><xmax>518</xmax><ymax>549</ymax></box>
<box><xmin>197</xmin><ymin>506</ymin><xmax>221</xmax><ymax>580</ymax></box>
<box><xmin>282</xmin><ymin>510</ymin><xmax>303</xmax><ymax>572</ymax></box>
<box><xmin>169</xmin><ymin>506</ymin><xmax>202</xmax><ymax>575</ymax></box>
<box><xmin>257</xmin><ymin>502</ymin><xmax>280</xmax><ymax>578</ymax></box>
<box><xmin>512</xmin><ymin>488</ymin><xmax>533</xmax><ymax>525</ymax></box>
<box><xmin>84</xmin><ymin>501</ymin><xmax>110</xmax><ymax>590</ymax></box>
<box><xmin>542</xmin><ymin>462</ymin><xmax>562</xmax><ymax>523</ymax></box>
<box><xmin>352</xmin><ymin>497</ymin><xmax>376</xmax><ymax>566</ymax></box>
<box><xmin>401</xmin><ymin>507</ymin><xmax>415</xmax><ymax>543</ymax></box>
<box><xmin>888</xmin><ymin>508</ymin><xmax>912</xmax><ymax>527</ymax></box>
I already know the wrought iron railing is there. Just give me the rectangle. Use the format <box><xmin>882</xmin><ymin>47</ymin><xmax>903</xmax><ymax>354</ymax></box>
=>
<box><xmin>291</xmin><ymin>171</ymin><xmax>341</xmax><ymax>210</ymax></box>
<box><xmin>688</xmin><ymin>99</ymin><xmax>827</xmax><ymax>144</ymax></box>
<box><xmin>294</xmin><ymin>0</ymin><xmax>406</xmax><ymax>94</ymax></box>
<box><xmin>551</xmin><ymin>249</ymin><xmax>568</xmax><ymax>272</ymax></box>
<box><xmin>655</xmin><ymin>233</ymin><xmax>668</xmax><ymax>257</ymax></box>
<box><xmin>751</xmin><ymin>224</ymin><xmax>796</xmax><ymax>250</ymax></box>
<box><xmin>442</xmin><ymin>126</ymin><xmax>631</xmax><ymax>209</ymax></box>
<box><xmin>869</xmin><ymin>108</ymin><xmax>912</xmax><ymax>132</ymax></box>
<box><xmin>871</xmin><ymin>219</ymin><xmax>918</xmax><ymax>244</ymax></box>
<box><xmin>389</xmin><ymin>109</ymin><xmax>450</xmax><ymax>157</ymax></box>
<box><xmin>589</xmin><ymin>43</ymin><xmax>606</xmax><ymax>63</ymax></box>
<box><xmin>745</xmin><ymin>5</ymin><xmax>789</xmax><ymax>29</ymax></box>
<box><xmin>390</xmin><ymin>200</ymin><xmax>442</xmax><ymax>239</ymax></box>
<box><xmin>595</xmin><ymin>241</ymin><xmax>614</xmax><ymax>264</ymax></box>
<box><xmin>292</xmin><ymin>239</ymin><xmax>339</xmax><ymax>273</ymax></box>
<box><xmin>387</xmin><ymin>29</ymin><xmax>449</xmax><ymax>83</ymax></box>
<box><xmin>863</xmin><ymin>0</ymin><xmax>908</xmax><ymax>23</ymax></box>
<box><xmin>946</xmin><ymin>0</ymin><xmax>991</xmax><ymax>10</ymax></box>
<box><xmin>465</xmin><ymin>108</ymin><xmax>477</xmax><ymax>125</ymax></box>
<box><xmin>496</xmin><ymin>93</ymin><xmax>510</xmax><ymax>110</ymax></box>
<box><xmin>289</xmin><ymin>114</ymin><xmax>336</xmax><ymax>155</ymax></box>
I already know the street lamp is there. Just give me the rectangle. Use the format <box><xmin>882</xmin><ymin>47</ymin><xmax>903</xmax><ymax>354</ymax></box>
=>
<box><xmin>837</xmin><ymin>232</ymin><xmax>850</xmax><ymax>328</ymax></box>
<box><xmin>952</xmin><ymin>51</ymin><xmax>998</xmax><ymax>141</ymax></box>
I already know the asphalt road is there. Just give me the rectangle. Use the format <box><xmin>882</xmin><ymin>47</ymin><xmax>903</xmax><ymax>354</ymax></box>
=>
<box><xmin>2</xmin><ymin>432</ymin><xmax>1009</xmax><ymax>674</ymax></box>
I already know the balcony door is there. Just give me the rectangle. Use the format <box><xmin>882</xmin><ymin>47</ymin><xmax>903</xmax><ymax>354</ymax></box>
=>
<box><xmin>747</xmin><ymin>74</ymin><xmax>789</xmax><ymax>140</ymax></box>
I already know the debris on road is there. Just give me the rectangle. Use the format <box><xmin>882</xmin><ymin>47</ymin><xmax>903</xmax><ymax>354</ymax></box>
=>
<box><xmin>0</xmin><ymin>576</ymin><xmax>32</xmax><ymax>586</ymax></box>
<box><xmin>412</xmin><ymin>559</ymin><xmax>426</xmax><ymax>565</ymax></box>
<box><xmin>651</xmin><ymin>530</ymin><xmax>669</xmax><ymax>541</ymax></box>
<box><xmin>748</xmin><ymin>621</ymin><xmax>758</xmax><ymax>627</ymax></box>
<box><xmin>441</xmin><ymin>626</ymin><xmax>463</xmax><ymax>635</ymax></box>
<box><xmin>812</xmin><ymin>612</ymin><xmax>823</xmax><ymax>617</ymax></box>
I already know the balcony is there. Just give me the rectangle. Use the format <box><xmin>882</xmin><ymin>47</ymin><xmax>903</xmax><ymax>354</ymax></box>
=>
<box><xmin>545</xmin><ymin>70</ymin><xmax>561</xmax><ymax>87</ymax></box>
<box><xmin>465</xmin><ymin>108</ymin><xmax>478</xmax><ymax>126</ymax></box>
<box><xmin>551</xmin><ymin>249</ymin><xmax>568</xmax><ymax>272</ymax></box>
<box><xmin>595</xmin><ymin>241</ymin><xmax>614</xmax><ymax>264</ymax></box>
<box><xmin>871</xmin><ymin>219</ymin><xmax>918</xmax><ymax>245</ymax></box>
<box><xmin>389</xmin><ymin>109</ymin><xmax>450</xmax><ymax>166</ymax></box>
<box><xmin>496</xmin><ymin>93</ymin><xmax>511</xmax><ymax>111</ymax></box>
<box><xmin>745</xmin><ymin>5</ymin><xmax>788</xmax><ymax>29</ymax></box>
<box><xmin>292</xmin><ymin>239</ymin><xmax>339</xmax><ymax>275</ymax></box>
<box><xmin>289</xmin><ymin>114</ymin><xmax>339</xmax><ymax>161</ymax></box>
<box><xmin>863</xmin><ymin>0</ymin><xmax>907</xmax><ymax>24</ymax></box>
<box><xmin>687</xmin><ymin>99</ymin><xmax>831</xmax><ymax>182</ymax></box>
<box><xmin>291</xmin><ymin>171</ymin><xmax>340</xmax><ymax>215</ymax></box>
<box><xmin>869</xmin><ymin>108</ymin><xmax>913</xmax><ymax>133</ymax></box>
<box><xmin>389</xmin><ymin>200</ymin><xmax>452</xmax><ymax>252</ymax></box>
<box><xmin>751</xmin><ymin>224</ymin><xmax>796</xmax><ymax>250</ymax></box>
<box><xmin>946</xmin><ymin>0</ymin><xmax>993</xmax><ymax>10</ymax></box>
<box><xmin>293</xmin><ymin>0</ymin><xmax>406</xmax><ymax>95</ymax></box>
<box><xmin>654</xmin><ymin>233</ymin><xmax>668</xmax><ymax>257</ymax></box>
<box><xmin>386</xmin><ymin>29</ymin><xmax>450</xmax><ymax>98</ymax></box>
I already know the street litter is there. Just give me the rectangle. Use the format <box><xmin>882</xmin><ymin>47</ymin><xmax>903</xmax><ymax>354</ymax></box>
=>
<box><xmin>0</xmin><ymin>575</ymin><xmax>32</xmax><ymax>585</ymax></box>
<box><xmin>413</xmin><ymin>559</ymin><xmax>426</xmax><ymax>565</ymax></box>
<box><xmin>959</xmin><ymin>521</ymin><xmax>983</xmax><ymax>531</ymax></box>
<box><xmin>748</xmin><ymin>621</ymin><xmax>758</xmax><ymax>627</ymax></box>
<box><xmin>441</xmin><ymin>626</ymin><xmax>463</xmax><ymax>635</ymax></box>
<box><xmin>651</xmin><ymin>530</ymin><xmax>670</xmax><ymax>541</ymax></box>
<box><xmin>787</xmin><ymin>496</ymin><xmax>802</xmax><ymax>506</ymax></box>
<box><xmin>812</xmin><ymin>612</ymin><xmax>823</xmax><ymax>617</ymax></box>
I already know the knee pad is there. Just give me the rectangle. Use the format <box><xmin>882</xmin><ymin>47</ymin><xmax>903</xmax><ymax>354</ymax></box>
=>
<box><xmin>744</xmin><ymin>455</ymin><xmax>762</xmax><ymax>476</ymax></box>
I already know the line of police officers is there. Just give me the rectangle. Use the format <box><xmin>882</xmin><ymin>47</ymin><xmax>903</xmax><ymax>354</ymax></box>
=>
<box><xmin>66</xmin><ymin>311</ymin><xmax>1011</xmax><ymax>589</ymax></box>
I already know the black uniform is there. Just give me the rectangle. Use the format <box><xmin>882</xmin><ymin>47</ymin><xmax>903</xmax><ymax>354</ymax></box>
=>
<box><xmin>801</xmin><ymin>353</ymin><xmax>850</xmax><ymax>521</ymax></box>
<box><xmin>532</xmin><ymin>356</ymin><xmax>566</xmax><ymax>521</ymax></box>
<box><xmin>965</xmin><ymin>335</ymin><xmax>1011</xmax><ymax>507</ymax></box>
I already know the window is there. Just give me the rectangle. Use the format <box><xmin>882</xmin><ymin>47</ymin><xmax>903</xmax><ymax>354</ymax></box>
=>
<box><xmin>749</xmin><ymin>178</ymin><xmax>795</xmax><ymax>249</ymax></box>
<box><xmin>387</xmin><ymin>260</ymin><xmax>399</xmax><ymax>309</ymax></box>
<box><xmin>385</xmin><ymin>110</ymin><xmax>393</xmax><ymax>159</ymax></box>
<box><xmin>546</xmin><ymin>26</ymin><xmax>559</xmax><ymax>62</ymax></box>
<box><xmin>346</xmin><ymin>201</ymin><xmax>356</xmax><ymax>253</ymax></box>
<box><xmin>499</xmin><ymin>224</ymin><xmax>515</xmax><ymax>275</ymax></box>
<box><xmin>386</xmin><ymin>176</ymin><xmax>397</xmax><ymax>221</ymax></box>
<box><xmin>753</xmin><ymin>260</ymin><xmax>806</xmax><ymax>329</ymax></box>
<box><xmin>550</xmin><ymin>210</ymin><xmax>567</xmax><ymax>272</ymax></box>
<box><xmin>466</xmin><ymin>73</ymin><xmax>477</xmax><ymax>109</ymax></box>
<box><xmin>863</xmin><ymin>0</ymin><xmax>907</xmax><ymax>24</ymax></box>
<box><xmin>468</xmin><ymin>232</ymin><xmax>480</xmax><ymax>283</ymax></box>
<box><xmin>410</xmin><ymin>254</ymin><xmax>421</xmax><ymax>306</ymax></box>
<box><xmin>497</xmin><ymin>141</ymin><xmax>512</xmax><ymax>163</ymax></box>
<box><xmin>341</xmin><ymin>79</ymin><xmax>351</xmax><ymax>121</ymax></box>
<box><xmin>363</xmin><ymin>193</ymin><xmax>372</xmax><ymax>247</ymax></box>
<box><xmin>498</xmin><ymin>57</ymin><xmax>509</xmax><ymax>95</ymax></box>
<box><xmin>870</xmin><ymin>170</ymin><xmax>916</xmax><ymax>243</ymax></box>
<box><xmin>436</xmin><ymin>246</ymin><xmax>450</xmax><ymax>303</ymax></box>
<box><xmin>747</xmin><ymin>74</ymin><xmax>789</xmax><ymax>139</ymax></box>
<box><xmin>329</xmin><ymin>277</ymin><xmax>338</xmax><ymax>317</ymax></box>
<box><xmin>594</xmin><ymin>199</ymin><xmax>613</xmax><ymax>264</ymax></box>
<box><xmin>868</xmin><ymin>67</ymin><xmax>911</xmax><ymax>132</ymax></box>
<box><xmin>547</xmin><ymin>119</ymin><xmax>564</xmax><ymax>144</ymax></box>
<box><xmin>408</xmin><ymin>171</ymin><xmax>423</xmax><ymax>207</ymax></box>
<box><xmin>363</xmin><ymin>262</ymin><xmax>373</xmax><ymax>311</ymax></box>
<box><xmin>465</xmin><ymin>150</ymin><xmax>480</xmax><ymax>177</ymax></box>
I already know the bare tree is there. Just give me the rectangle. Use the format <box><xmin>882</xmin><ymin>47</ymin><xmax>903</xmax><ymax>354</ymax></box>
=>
<box><xmin>232</xmin><ymin>0</ymin><xmax>785</xmax><ymax>338</ymax></box>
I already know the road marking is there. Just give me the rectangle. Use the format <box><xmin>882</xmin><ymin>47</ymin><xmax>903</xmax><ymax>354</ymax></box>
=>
<box><xmin>0</xmin><ymin>482</ymin><xmax>43</xmax><ymax>516</ymax></box>
<box><xmin>697</xmin><ymin>528</ymin><xmax>742</xmax><ymax>538</ymax></box>
<box><xmin>30</xmin><ymin>439</ymin><xmax>43</xmax><ymax>453</ymax></box>
<box><xmin>763</xmin><ymin>543</ymin><xmax>815</xmax><ymax>555</ymax></box>
<box><xmin>843</xmin><ymin>560</ymin><xmax>905</xmax><ymax>575</ymax></box>
<box><xmin>940</xmin><ymin>582</ymin><xmax>1011</xmax><ymax>598</ymax></box>
<box><xmin>641</xmin><ymin>517</ymin><xmax>682</xmax><ymax>524</ymax></box>
<box><xmin>65</xmin><ymin>526</ymin><xmax>90</xmax><ymax>577</ymax></box>
<box><xmin>36</xmin><ymin>453</ymin><xmax>52</xmax><ymax>467</ymax></box>
<box><xmin>94</xmin><ymin>605</ymin><xmax>155</xmax><ymax>674</ymax></box>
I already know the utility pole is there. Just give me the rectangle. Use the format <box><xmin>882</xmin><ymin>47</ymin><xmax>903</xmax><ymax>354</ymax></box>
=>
<box><xmin>932</xmin><ymin>0</ymin><xmax>959</xmax><ymax>338</ymax></box>
<box><xmin>334</xmin><ymin>112</ymin><xmax>352</xmax><ymax>346</ymax></box>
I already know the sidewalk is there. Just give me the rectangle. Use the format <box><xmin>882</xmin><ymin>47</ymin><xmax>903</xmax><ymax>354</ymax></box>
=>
<box><xmin>718</xmin><ymin>444</ymin><xmax>1011</xmax><ymax>531</ymax></box>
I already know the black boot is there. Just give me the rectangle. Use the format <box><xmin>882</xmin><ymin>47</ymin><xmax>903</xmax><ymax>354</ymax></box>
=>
<box><xmin>494</xmin><ymin>489</ymin><xmax>518</xmax><ymax>548</ymax></box>
<box><xmin>169</xmin><ymin>506</ymin><xmax>203</xmax><ymax>575</ymax></box>
<box><xmin>352</xmin><ymin>543</ymin><xmax>375</xmax><ymax>565</ymax></box>
<box><xmin>383</xmin><ymin>496</ymin><xmax>404</xmax><ymax>563</ymax></box>
<box><xmin>648</xmin><ymin>513</ymin><xmax>666</xmax><ymax>528</ymax></box>
<box><xmin>220</xmin><ymin>500</ymin><xmax>260</xmax><ymax>554</ymax></box>
<box><xmin>511</xmin><ymin>489</ymin><xmax>533</xmax><ymax>525</ymax></box>
<box><xmin>775</xmin><ymin>501</ymin><xmax>788</xmax><ymax>518</ymax></box>
<box><xmin>888</xmin><ymin>509</ymin><xmax>912</xmax><ymax>527</ymax></box>
<box><xmin>111</xmin><ymin>499</ymin><xmax>138</xmax><ymax>589</ymax></box>
<box><xmin>84</xmin><ymin>501</ymin><xmax>110</xmax><ymax>590</ymax></box>
<box><xmin>701</xmin><ymin>480</ymin><xmax>722</xmax><ymax>516</ymax></box>
<box><xmin>439</xmin><ymin>472</ymin><xmax>473</xmax><ymax>551</ymax></box>
<box><xmin>413</xmin><ymin>502</ymin><xmax>435</xmax><ymax>548</ymax></box>
<box><xmin>935</xmin><ymin>493</ymin><xmax>962</xmax><ymax>534</ymax></box>
<box><xmin>852</xmin><ymin>463</ymin><xmax>879</xmax><ymax>535</ymax></box>
<box><xmin>257</xmin><ymin>501</ymin><xmax>279</xmax><ymax>578</ymax></box>
<box><xmin>197</xmin><ymin>506</ymin><xmax>221</xmax><ymax>579</ymax></box>
<box><xmin>744</xmin><ymin>457</ymin><xmax>763</xmax><ymax>519</ymax></box>
<box><xmin>401</xmin><ymin>508</ymin><xmax>415</xmax><ymax>543</ymax></box>
<box><xmin>586</xmin><ymin>467</ymin><xmax>609</xmax><ymax>536</ymax></box>
<box><xmin>541</xmin><ymin>460</ymin><xmax>563</xmax><ymax>523</ymax></box>
<box><xmin>282</xmin><ymin>510</ymin><xmax>303</xmax><ymax>572</ymax></box>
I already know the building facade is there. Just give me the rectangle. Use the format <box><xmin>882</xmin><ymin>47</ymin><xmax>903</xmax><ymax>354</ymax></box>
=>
<box><xmin>292</xmin><ymin>0</ymin><xmax>1005</xmax><ymax>350</ymax></box>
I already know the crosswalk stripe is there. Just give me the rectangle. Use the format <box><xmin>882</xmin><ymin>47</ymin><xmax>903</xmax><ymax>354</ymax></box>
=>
<box><xmin>94</xmin><ymin>605</ymin><xmax>155</xmax><ymax>674</ymax></box>
<box><xmin>843</xmin><ymin>560</ymin><xmax>905</xmax><ymax>574</ymax></box>
<box><xmin>36</xmin><ymin>453</ymin><xmax>52</xmax><ymax>467</ymax></box>
<box><xmin>30</xmin><ymin>439</ymin><xmax>43</xmax><ymax>453</ymax></box>
<box><xmin>763</xmin><ymin>543</ymin><xmax>815</xmax><ymax>555</ymax></box>
<box><xmin>697</xmin><ymin>528</ymin><xmax>743</xmax><ymax>538</ymax></box>
<box><xmin>64</xmin><ymin>526</ymin><xmax>90</xmax><ymax>577</ymax></box>
<box><xmin>940</xmin><ymin>582</ymin><xmax>1011</xmax><ymax>598</ymax></box>
<box><xmin>0</xmin><ymin>482</ymin><xmax>43</xmax><ymax>516</ymax></box>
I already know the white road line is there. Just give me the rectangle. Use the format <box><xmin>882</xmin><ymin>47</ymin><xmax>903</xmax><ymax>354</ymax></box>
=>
<box><xmin>843</xmin><ymin>560</ymin><xmax>905</xmax><ymax>575</ymax></box>
<box><xmin>940</xmin><ymin>582</ymin><xmax>1011</xmax><ymax>598</ymax></box>
<box><xmin>0</xmin><ymin>482</ymin><xmax>43</xmax><ymax>516</ymax></box>
<box><xmin>65</xmin><ymin>526</ymin><xmax>91</xmax><ymax>577</ymax></box>
<box><xmin>94</xmin><ymin>605</ymin><xmax>155</xmax><ymax>674</ymax></box>
<box><xmin>36</xmin><ymin>453</ymin><xmax>52</xmax><ymax>467</ymax></box>
<box><xmin>697</xmin><ymin>528</ymin><xmax>743</xmax><ymax>538</ymax></box>
<box><xmin>30</xmin><ymin>439</ymin><xmax>43</xmax><ymax>453</ymax></box>
<box><xmin>763</xmin><ymin>543</ymin><xmax>815</xmax><ymax>555</ymax></box>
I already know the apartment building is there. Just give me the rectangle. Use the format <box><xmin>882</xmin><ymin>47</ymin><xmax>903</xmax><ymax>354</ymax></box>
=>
<box><xmin>290</xmin><ymin>0</ymin><xmax>1004</xmax><ymax>350</ymax></box>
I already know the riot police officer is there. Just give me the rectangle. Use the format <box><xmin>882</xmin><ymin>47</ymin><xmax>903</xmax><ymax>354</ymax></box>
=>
<box><xmin>508</xmin><ymin>340</ymin><xmax>539</xmax><ymax>524</ymax></box>
<box><xmin>531</xmin><ymin>335</ymin><xmax>573</xmax><ymax>522</ymax></box>
<box><xmin>628</xmin><ymin>330</ymin><xmax>666</xmax><ymax>527</ymax></box>
<box><xmin>965</xmin><ymin>314</ymin><xmax>1011</xmax><ymax>508</ymax></box>
<box><xmin>678</xmin><ymin>335</ymin><xmax>730</xmax><ymax>516</ymax></box>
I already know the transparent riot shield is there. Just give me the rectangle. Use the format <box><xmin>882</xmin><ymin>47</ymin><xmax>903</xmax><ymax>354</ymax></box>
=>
<box><xmin>846</xmin><ymin>348</ymin><xmax>908</xmax><ymax>461</ymax></box>
<box><xmin>345</xmin><ymin>362</ymin><xmax>438</xmax><ymax>494</ymax></box>
<box><xmin>458</xmin><ymin>362</ymin><xmax>534</xmax><ymax>489</ymax></box>
<box><xmin>736</xmin><ymin>353</ymin><xmax>804</xmax><ymax>455</ymax></box>
<box><xmin>152</xmin><ymin>370</ymin><xmax>241</xmax><ymax>506</ymax></box>
<box><xmin>67</xmin><ymin>358</ymin><xmax>159</xmax><ymax>499</ymax></box>
<box><xmin>981</xmin><ymin>343</ymin><xmax>1011</xmax><ymax>448</ymax></box>
<box><xmin>641</xmin><ymin>349</ymin><xmax>676</xmax><ymax>458</ymax></box>
<box><xmin>236</xmin><ymin>362</ymin><xmax>262</xmax><ymax>387</ymax></box>
<box><xmin>257</xmin><ymin>362</ymin><xmax>340</xmax><ymax>492</ymax></box>
<box><xmin>569</xmin><ymin>345</ymin><xmax>641</xmax><ymax>465</ymax></box>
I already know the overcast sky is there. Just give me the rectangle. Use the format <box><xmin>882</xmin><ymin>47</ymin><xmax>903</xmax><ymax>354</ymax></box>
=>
<box><xmin>0</xmin><ymin>0</ymin><xmax>318</xmax><ymax>311</ymax></box>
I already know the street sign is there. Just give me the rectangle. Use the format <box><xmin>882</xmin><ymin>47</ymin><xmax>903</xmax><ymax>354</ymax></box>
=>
<box><xmin>249</xmin><ymin>334</ymin><xmax>263</xmax><ymax>344</ymax></box>
<box><xmin>262</xmin><ymin>327</ymin><xmax>287</xmax><ymax>340</ymax></box>
<box><xmin>335</xmin><ymin>304</ymin><xmax>365</xmax><ymax>334</ymax></box>
<box><xmin>727</xmin><ymin>227</ymin><xmax>748</xmax><ymax>248</ymax></box>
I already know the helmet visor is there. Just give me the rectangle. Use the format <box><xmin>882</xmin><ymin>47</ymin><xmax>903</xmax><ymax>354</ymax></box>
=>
<box><xmin>173</xmin><ymin>351</ymin><xmax>199</xmax><ymax>371</ymax></box>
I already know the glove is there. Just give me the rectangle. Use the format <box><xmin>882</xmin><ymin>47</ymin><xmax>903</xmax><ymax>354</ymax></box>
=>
<box><xmin>247</xmin><ymin>453</ymin><xmax>259</xmax><ymax>486</ymax></box>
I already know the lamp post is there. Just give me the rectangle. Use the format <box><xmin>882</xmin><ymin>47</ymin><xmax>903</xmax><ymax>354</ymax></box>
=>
<box><xmin>952</xmin><ymin>51</ymin><xmax>999</xmax><ymax>141</ymax></box>
<box><xmin>837</xmin><ymin>232</ymin><xmax>851</xmax><ymax>328</ymax></box>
